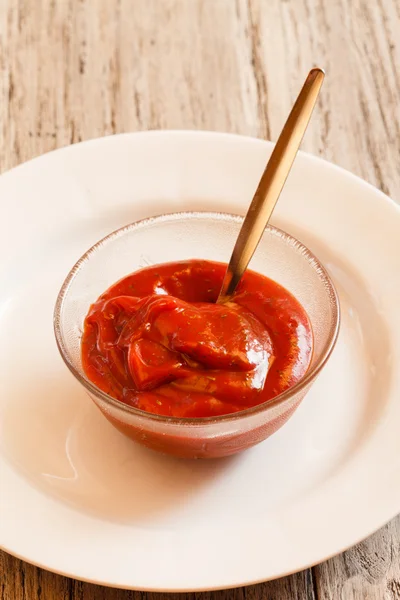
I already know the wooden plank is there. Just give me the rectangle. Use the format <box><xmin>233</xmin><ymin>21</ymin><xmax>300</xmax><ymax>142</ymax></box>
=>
<box><xmin>315</xmin><ymin>518</ymin><xmax>400</xmax><ymax>599</ymax></box>
<box><xmin>0</xmin><ymin>0</ymin><xmax>399</xmax><ymax>599</ymax></box>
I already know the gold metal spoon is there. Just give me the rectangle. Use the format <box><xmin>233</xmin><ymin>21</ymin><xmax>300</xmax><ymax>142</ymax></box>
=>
<box><xmin>217</xmin><ymin>67</ymin><xmax>325</xmax><ymax>304</ymax></box>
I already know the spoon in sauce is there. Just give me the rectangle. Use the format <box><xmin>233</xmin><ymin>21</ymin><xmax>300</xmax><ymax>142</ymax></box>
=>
<box><xmin>217</xmin><ymin>67</ymin><xmax>325</xmax><ymax>304</ymax></box>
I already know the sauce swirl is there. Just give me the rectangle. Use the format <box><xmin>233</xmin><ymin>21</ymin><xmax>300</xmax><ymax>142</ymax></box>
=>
<box><xmin>82</xmin><ymin>260</ymin><xmax>312</xmax><ymax>417</ymax></box>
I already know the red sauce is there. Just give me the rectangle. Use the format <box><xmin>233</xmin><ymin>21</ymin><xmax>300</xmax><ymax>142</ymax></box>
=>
<box><xmin>81</xmin><ymin>260</ymin><xmax>313</xmax><ymax>418</ymax></box>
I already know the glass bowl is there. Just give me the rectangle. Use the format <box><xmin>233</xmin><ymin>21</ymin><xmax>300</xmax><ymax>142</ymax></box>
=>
<box><xmin>54</xmin><ymin>212</ymin><xmax>340</xmax><ymax>459</ymax></box>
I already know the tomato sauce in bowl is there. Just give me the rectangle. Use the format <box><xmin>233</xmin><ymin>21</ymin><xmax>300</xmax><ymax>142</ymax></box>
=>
<box><xmin>82</xmin><ymin>259</ymin><xmax>313</xmax><ymax>418</ymax></box>
<box><xmin>55</xmin><ymin>213</ymin><xmax>340</xmax><ymax>458</ymax></box>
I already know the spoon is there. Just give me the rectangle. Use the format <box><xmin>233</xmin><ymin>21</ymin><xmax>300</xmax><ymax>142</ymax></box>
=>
<box><xmin>217</xmin><ymin>67</ymin><xmax>325</xmax><ymax>304</ymax></box>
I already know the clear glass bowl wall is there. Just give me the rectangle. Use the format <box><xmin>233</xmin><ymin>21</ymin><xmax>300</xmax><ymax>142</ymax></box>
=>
<box><xmin>54</xmin><ymin>212</ymin><xmax>340</xmax><ymax>458</ymax></box>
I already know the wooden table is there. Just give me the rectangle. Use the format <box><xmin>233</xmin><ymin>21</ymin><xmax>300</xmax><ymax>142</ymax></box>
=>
<box><xmin>1</xmin><ymin>1</ymin><xmax>399</xmax><ymax>598</ymax></box>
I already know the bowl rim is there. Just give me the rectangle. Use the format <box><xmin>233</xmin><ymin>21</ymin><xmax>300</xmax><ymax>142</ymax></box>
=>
<box><xmin>54</xmin><ymin>211</ymin><xmax>341</xmax><ymax>426</ymax></box>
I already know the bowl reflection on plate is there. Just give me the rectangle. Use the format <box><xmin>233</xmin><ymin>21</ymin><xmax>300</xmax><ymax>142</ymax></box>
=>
<box><xmin>54</xmin><ymin>212</ymin><xmax>340</xmax><ymax>459</ymax></box>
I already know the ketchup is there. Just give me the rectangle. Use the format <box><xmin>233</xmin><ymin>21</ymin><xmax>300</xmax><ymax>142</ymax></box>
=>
<box><xmin>81</xmin><ymin>260</ymin><xmax>312</xmax><ymax>417</ymax></box>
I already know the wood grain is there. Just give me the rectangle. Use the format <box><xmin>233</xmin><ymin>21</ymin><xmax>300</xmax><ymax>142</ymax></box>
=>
<box><xmin>0</xmin><ymin>0</ymin><xmax>399</xmax><ymax>599</ymax></box>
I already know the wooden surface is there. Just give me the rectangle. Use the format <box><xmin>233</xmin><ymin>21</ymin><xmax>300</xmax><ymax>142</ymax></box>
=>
<box><xmin>0</xmin><ymin>0</ymin><xmax>399</xmax><ymax>598</ymax></box>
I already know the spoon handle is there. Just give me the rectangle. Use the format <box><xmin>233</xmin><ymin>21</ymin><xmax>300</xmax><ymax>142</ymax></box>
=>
<box><xmin>217</xmin><ymin>67</ymin><xmax>325</xmax><ymax>304</ymax></box>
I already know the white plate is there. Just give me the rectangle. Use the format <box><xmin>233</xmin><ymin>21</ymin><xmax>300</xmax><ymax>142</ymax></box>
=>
<box><xmin>0</xmin><ymin>131</ymin><xmax>399</xmax><ymax>592</ymax></box>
